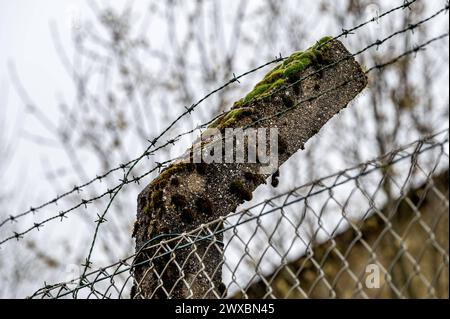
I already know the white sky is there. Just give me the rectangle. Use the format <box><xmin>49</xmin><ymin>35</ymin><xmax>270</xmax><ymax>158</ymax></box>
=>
<box><xmin>0</xmin><ymin>1</ymin><xmax>135</xmax><ymax>211</ymax></box>
<box><xmin>1</xmin><ymin>1</ymin><xmax>79</xmax><ymax>204</ymax></box>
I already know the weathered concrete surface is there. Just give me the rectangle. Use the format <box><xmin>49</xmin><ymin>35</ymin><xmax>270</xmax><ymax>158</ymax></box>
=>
<box><xmin>131</xmin><ymin>39</ymin><xmax>367</xmax><ymax>299</ymax></box>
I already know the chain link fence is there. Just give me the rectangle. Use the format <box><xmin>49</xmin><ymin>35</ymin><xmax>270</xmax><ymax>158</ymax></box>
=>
<box><xmin>29</xmin><ymin>129</ymin><xmax>449</xmax><ymax>299</ymax></box>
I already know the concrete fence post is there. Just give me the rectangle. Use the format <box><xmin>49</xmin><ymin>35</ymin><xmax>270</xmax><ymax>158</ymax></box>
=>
<box><xmin>131</xmin><ymin>37</ymin><xmax>367</xmax><ymax>299</ymax></box>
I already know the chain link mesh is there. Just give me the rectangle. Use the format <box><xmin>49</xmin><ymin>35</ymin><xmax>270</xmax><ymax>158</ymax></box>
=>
<box><xmin>29</xmin><ymin>130</ymin><xmax>449</xmax><ymax>299</ymax></box>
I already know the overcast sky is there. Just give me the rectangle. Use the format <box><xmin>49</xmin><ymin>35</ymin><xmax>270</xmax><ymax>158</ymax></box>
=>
<box><xmin>0</xmin><ymin>1</ymin><xmax>135</xmax><ymax>212</ymax></box>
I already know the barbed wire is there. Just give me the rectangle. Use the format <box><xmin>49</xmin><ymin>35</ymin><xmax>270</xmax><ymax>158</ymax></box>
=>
<box><xmin>0</xmin><ymin>0</ymin><xmax>420</xmax><ymax>231</ymax></box>
<box><xmin>76</xmin><ymin>3</ymin><xmax>450</xmax><ymax>282</ymax></box>
<box><xmin>0</xmin><ymin>3</ymin><xmax>447</xmax><ymax>250</ymax></box>
<box><xmin>235</xmin><ymin>3</ymin><xmax>449</xmax><ymax>109</ymax></box>
<box><xmin>28</xmin><ymin>128</ymin><xmax>448</xmax><ymax>298</ymax></box>
<box><xmin>2</xmin><ymin>0</ymin><xmax>448</xmax><ymax>299</ymax></box>
<box><xmin>0</xmin><ymin>60</ymin><xmax>284</xmax><ymax>230</ymax></box>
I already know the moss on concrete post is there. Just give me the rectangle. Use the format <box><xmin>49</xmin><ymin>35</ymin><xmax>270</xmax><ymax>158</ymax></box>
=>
<box><xmin>131</xmin><ymin>38</ymin><xmax>367</xmax><ymax>299</ymax></box>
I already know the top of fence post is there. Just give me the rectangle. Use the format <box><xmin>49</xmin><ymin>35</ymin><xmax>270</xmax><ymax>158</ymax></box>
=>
<box><xmin>131</xmin><ymin>37</ymin><xmax>367</xmax><ymax>299</ymax></box>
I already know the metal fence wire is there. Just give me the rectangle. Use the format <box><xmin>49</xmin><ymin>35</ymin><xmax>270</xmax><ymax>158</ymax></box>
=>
<box><xmin>3</xmin><ymin>0</ymin><xmax>443</xmax><ymax>247</ymax></box>
<box><xmin>1</xmin><ymin>0</ymin><xmax>444</xmax><ymax>299</ymax></box>
<box><xmin>30</xmin><ymin>129</ymin><xmax>449</xmax><ymax>299</ymax></box>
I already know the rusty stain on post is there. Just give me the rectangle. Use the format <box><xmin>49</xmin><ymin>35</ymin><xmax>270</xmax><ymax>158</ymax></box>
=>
<box><xmin>131</xmin><ymin>38</ymin><xmax>367</xmax><ymax>299</ymax></box>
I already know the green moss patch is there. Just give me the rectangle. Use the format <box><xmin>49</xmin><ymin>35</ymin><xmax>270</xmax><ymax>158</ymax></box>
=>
<box><xmin>233</xmin><ymin>36</ymin><xmax>333</xmax><ymax>108</ymax></box>
<box><xmin>208</xmin><ymin>107</ymin><xmax>254</xmax><ymax>130</ymax></box>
